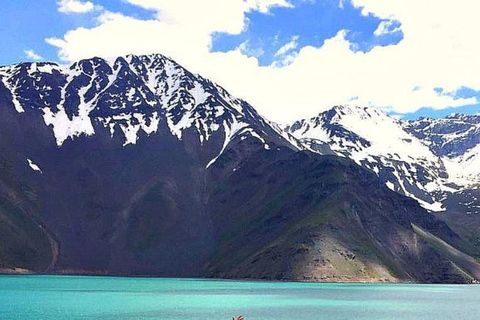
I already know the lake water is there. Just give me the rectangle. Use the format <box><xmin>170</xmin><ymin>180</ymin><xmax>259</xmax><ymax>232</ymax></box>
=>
<box><xmin>0</xmin><ymin>275</ymin><xmax>478</xmax><ymax>319</ymax></box>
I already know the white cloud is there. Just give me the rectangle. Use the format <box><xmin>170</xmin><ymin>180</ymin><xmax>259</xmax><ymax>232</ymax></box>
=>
<box><xmin>274</xmin><ymin>35</ymin><xmax>299</xmax><ymax>57</ymax></box>
<box><xmin>57</xmin><ymin>0</ymin><xmax>96</xmax><ymax>14</ymax></box>
<box><xmin>45</xmin><ymin>13</ymin><xmax>212</xmax><ymax>63</ymax></box>
<box><xmin>24</xmin><ymin>49</ymin><xmax>43</xmax><ymax>61</ymax></box>
<box><xmin>122</xmin><ymin>0</ymin><xmax>290</xmax><ymax>34</ymax></box>
<box><xmin>46</xmin><ymin>0</ymin><xmax>292</xmax><ymax>62</ymax></box>
<box><xmin>46</xmin><ymin>0</ymin><xmax>480</xmax><ymax>122</ymax></box>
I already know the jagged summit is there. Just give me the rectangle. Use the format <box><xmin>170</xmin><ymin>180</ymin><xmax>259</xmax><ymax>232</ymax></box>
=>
<box><xmin>0</xmin><ymin>54</ymin><xmax>287</xmax><ymax>158</ymax></box>
<box><xmin>286</xmin><ymin>104</ymin><xmax>448</xmax><ymax>212</ymax></box>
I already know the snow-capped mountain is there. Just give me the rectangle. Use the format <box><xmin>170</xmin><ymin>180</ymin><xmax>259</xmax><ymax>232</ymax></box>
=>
<box><xmin>286</xmin><ymin>105</ymin><xmax>480</xmax><ymax>213</ymax></box>
<box><xmin>0</xmin><ymin>53</ymin><xmax>305</xmax><ymax>278</ymax></box>
<box><xmin>0</xmin><ymin>54</ymin><xmax>294</xmax><ymax>166</ymax></box>
<box><xmin>0</xmin><ymin>54</ymin><xmax>479</xmax><ymax>283</ymax></box>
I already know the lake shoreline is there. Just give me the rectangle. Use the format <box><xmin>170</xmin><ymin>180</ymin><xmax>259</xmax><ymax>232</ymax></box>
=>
<box><xmin>2</xmin><ymin>270</ymin><xmax>478</xmax><ymax>285</ymax></box>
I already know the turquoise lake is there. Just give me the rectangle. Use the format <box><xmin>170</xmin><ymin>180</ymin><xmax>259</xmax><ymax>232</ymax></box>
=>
<box><xmin>0</xmin><ymin>275</ymin><xmax>478</xmax><ymax>320</ymax></box>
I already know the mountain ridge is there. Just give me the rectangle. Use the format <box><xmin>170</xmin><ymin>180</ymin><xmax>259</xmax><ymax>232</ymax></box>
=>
<box><xmin>0</xmin><ymin>54</ymin><xmax>296</xmax><ymax>156</ymax></box>
<box><xmin>286</xmin><ymin>104</ymin><xmax>480</xmax><ymax>259</ymax></box>
<box><xmin>0</xmin><ymin>54</ymin><xmax>479</xmax><ymax>283</ymax></box>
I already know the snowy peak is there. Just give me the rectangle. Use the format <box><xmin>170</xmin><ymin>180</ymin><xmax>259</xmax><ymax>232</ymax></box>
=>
<box><xmin>287</xmin><ymin>105</ymin><xmax>433</xmax><ymax>161</ymax></box>
<box><xmin>287</xmin><ymin>105</ymin><xmax>452</xmax><ymax>212</ymax></box>
<box><xmin>0</xmin><ymin>54</ymin><xmax>284</xmax><ymax>151</ymax></box>
<box><xmin>286</xmin><ymin>105</ymin><xmax>378</xmax><ymax>154</ymax></box>
<box><xmin>288</xmin><ymin>105</ymin><xmax>480</xmax><ymax>213</ymax></box>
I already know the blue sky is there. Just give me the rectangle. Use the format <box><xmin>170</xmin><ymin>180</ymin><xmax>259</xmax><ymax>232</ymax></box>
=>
<box><xmin>0</xmin><ymin>1</ymin><xmax>154</xmax><ymax>65</ymax></box>
<box><xmin>1</xmin><ymin>0</ymin><xmax>479</xmax><ymax>122</ymax></box>
<box><xmin>400</xmin><ymin>88</ymin><xmax>480</xmax><ymax>120</ymax></box>
<box><xmin>212</xmin><ymin>0</ymin><xmax>403</xmax><ymax>66</ymax></box>
<box><xmin>3</xmin><ymin>0</ymin><xmax>402</xmax><ymax>65</ymax></box>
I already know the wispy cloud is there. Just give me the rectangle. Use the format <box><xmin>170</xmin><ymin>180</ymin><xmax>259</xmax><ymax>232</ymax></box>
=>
<box><xmin>374</xmin><ymin>19</ymin><xmax>401</xmax><ymax>37</ymax></box>
<box><xmin>272</xmin><ymin>35</ymin><xmax>299</xmax><ymax>67</ymax></box>
<box><xmin>24</xmin><ymin>49</ymin><xmax>43</xmax><ymax>61</ymax></box>
<box><xmin>274</xmin><ymin>35</ymin><xmax>299</xmax><ymax>57</ymax></box>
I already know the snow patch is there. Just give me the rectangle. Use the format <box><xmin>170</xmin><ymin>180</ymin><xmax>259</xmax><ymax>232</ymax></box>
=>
<box><xmin>206</xmin><ymin>120</ymin><xmax>249</xmax><ymax>169</ymax></box>
<box><xmin>42</xmin><ymin>107</ymin><xmax>95</xmax><ymax>146</ymax></box>
<box><xmin>27</xmin><ymin>159</ymin><xmax>42</xmax><ymax>173</ymax></box>
<box><xmin>443</xmin><ymin>144</ymin><xmax>480</xmax><ymax>186</ymax></box>
<box><xmin>191</xmin><ymin>82</ymin><xmax>209</xmax><ymax>105</ymax></box>
<box><xmin>37</xmin><ymin>64</ymin><xmax>59</xmax><ymax>74</ymax></box>
<box><xmin>386</xmin><ymin>181</ymin><xmax>395</xmax><ymax>191</ymax></box>
<box><xmin>99</xmin><ymin>112</ymin><xmax>160</xmax><ymax>146</ymax></box>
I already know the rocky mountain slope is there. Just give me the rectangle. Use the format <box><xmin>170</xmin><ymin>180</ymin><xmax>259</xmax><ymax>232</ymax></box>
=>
<box><xmin>0</xmin><ymin>55</ymin><xmax>478</xmax><ymax>283</ymax></box>
<box><xmin>286</xmin><ymin>105</ymin><xmax>480</xmax><ymax>257</ymax></box>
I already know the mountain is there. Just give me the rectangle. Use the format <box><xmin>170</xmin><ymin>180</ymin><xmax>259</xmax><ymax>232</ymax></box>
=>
<box><xmin>286</xmin><ymin>105</ymin><xmax>480</xmax><ymax>257</ymax></box>
<box><xmin>405</xmin><ymin>114</ymin><xmax>480</xmax><ymax>256</ymax></box>
<box><xmin>0</xmin><ymin>54</ymin><xmax>478</xmax><ymax>283</ymax></box>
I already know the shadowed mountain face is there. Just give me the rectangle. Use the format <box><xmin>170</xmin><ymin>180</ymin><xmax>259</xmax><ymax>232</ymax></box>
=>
<box><xmin>205</xmin><ymin>149</ymin><xmax>473</xmax><ymax>283</ymax></box>
<box><xmin>0</xmin><ymin>54</ymin><xmax>478</xmax><ymax>283</ymax></box>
